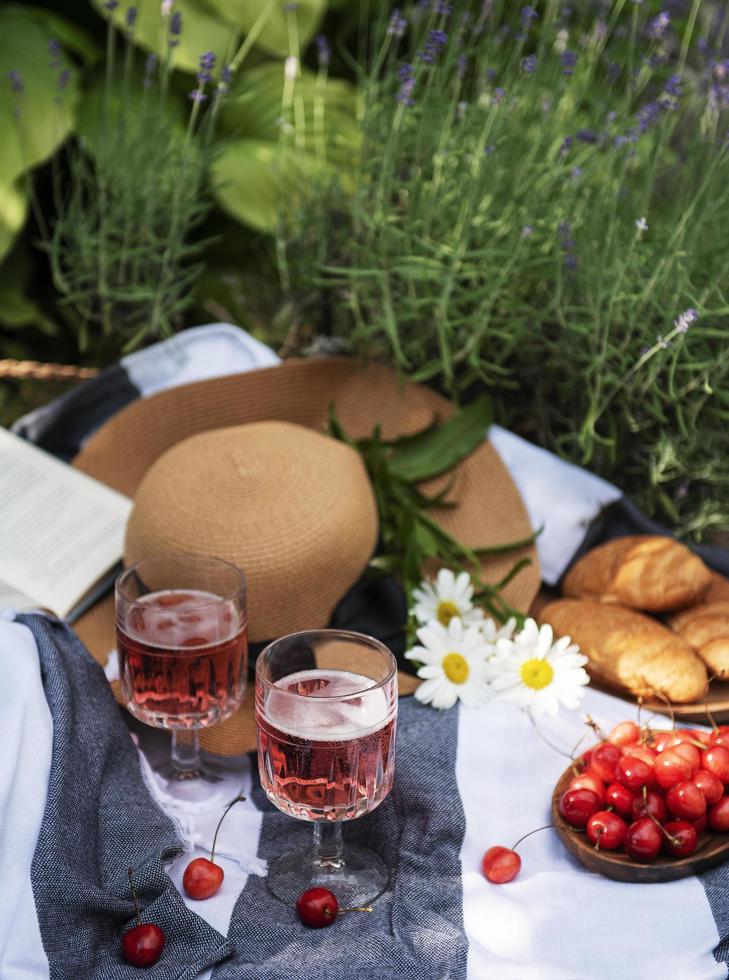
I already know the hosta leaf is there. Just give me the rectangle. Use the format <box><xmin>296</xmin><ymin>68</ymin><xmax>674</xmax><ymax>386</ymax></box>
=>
<box><xmin>203</xmin><ymin>0</ymin><xmax>326</xmax><ymax>58</ymax></box>
<box><xmin>88</xmin><ymin>0</ymin><xmax>237</xmax><ymax>76</ymax></box>
<box><xmin>220</xmin><ymin>62</ymin><xmax>359</xmax><ymax>154</ymax></box>
<box><xmin>11</xmin><ymin>5</ymin><xmax>100</xmax><ymax>65</ymax></box>
<box><xmin>389</xmin><ymin>394</ymin><xmax>493</xmax><ymax>482</ymax></box>
<box><xmin>0</xmin><ymin>8</ymin><xmax>79</xmax><ymax>183</ymax></box>
<box><xmin>212</xmin><ymin>138</ymin><xmax>320</xmax><ymax>232</ymax></box>
<box><xmin>0</xmin><ymin>179</ymin><xmax>28</xmax><ymax>266</ymax></box>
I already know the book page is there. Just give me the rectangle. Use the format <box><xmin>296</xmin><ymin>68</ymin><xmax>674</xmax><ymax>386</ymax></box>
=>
<box><xmin>0</xmin><ymin>429</ymin><xmax>132</xmax><ymax>617</ymax></box>
<box><xmin>0</xmin><ymin>579</ymin><xmax>38</xmax><ymax>611</ymax></box>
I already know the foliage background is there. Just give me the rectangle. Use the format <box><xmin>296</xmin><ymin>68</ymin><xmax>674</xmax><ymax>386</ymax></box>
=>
<box><xmin>0</xmin><ymin>0</ymin><xmax>728</xmax><ymax>543</ymax></box>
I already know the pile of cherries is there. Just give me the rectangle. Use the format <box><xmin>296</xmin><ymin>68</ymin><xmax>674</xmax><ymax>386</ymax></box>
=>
<box><xmin>559</xmin><ymin>719</ymin><xmax>729</xmax><ymax>862</ymax></box>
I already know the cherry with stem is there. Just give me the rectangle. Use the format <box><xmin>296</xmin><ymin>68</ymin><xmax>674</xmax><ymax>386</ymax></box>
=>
<box><xmin>183</xmin><ymin>794</ymin><xmax>246</xmax><ymax>900</ymax></box>
<box><xmin>121</xmin><ymin>868</ymin><xmax>165</xmax><ymax>968</ymax></box>
<box><xmin>482</xmin><ymin>825</ymin><xmax>553</xmax><ymax>884</ymax></box>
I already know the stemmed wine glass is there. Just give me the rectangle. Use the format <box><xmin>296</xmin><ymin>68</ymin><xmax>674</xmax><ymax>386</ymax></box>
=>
<box><xmin>115</xmin><ymin>554</ymin><xmax>247</xmax><ymax>795</ymax></box>
<box><xmin>256</xmin><ymin>629</ymin><xmax>398</xmax><ymax>906</ymax></box>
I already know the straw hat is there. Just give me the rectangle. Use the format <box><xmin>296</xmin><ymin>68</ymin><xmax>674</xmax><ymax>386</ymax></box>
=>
<box><xmin>72</xmin><ymin>356</ymin><xmax>540</xmax><ymax>755</ymax></box>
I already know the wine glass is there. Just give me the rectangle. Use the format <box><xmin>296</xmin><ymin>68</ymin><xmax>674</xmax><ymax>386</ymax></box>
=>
<box><xmin>115</xmin><ymin>554</ymin><xmax>247</xmax><ymax>794</ymax></box>
<box><xmin>255</xmin><ymin>629</ymin><xmax>398</xmax><ymax>906</ymax></box>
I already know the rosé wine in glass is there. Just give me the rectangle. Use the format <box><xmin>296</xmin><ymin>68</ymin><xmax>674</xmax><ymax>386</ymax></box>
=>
<box><xmin>115</xmin><ymin>555</ymin><xmax>247</xmax><ymax>789</ymax></box>
<box><xmin>257</xmin><ymin>668</ymin><xmax>396</xmax><ymax>821</ymax></box>
<box><xmin>255</xmin><ymin>630</ymin><xmax>398</xmax><ymax>906</ymax></box>
<box><xmin>118</xmin><ymin>588</ymin><xmax>247</xmax><ymax>730</ymax></box>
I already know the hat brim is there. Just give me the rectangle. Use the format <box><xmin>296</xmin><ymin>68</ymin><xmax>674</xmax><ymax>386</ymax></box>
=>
<box><xmin>73</xmin><ymin>356</ymin><xmax>539</xmax><ymax>755</ymax></box>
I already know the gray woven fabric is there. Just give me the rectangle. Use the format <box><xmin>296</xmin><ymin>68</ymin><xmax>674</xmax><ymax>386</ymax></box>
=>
<box><xmin>21</xmin><ymin>613</ymin><xmax>234</xmax><ymax>980</ymax></box>
<box><xmin>213</xmin><ymin>696</ymin><xmax>468</xmax><ymax>979</ymax></box>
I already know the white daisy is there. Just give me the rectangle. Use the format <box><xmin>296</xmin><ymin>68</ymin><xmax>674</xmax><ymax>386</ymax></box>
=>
<box><xmin>405</xmin><ymin>617</ymin><xmax>491</xmax><ymax>710</ymax></box>
<box><xmin>411</xmin><ymin>569</ymin><xmax>485</xmax><ymax>628</ymax></box>
<box><xmin>487</xmin><ymin>618</ymin><xmax>589</xmax><ymax>719</ymax></box>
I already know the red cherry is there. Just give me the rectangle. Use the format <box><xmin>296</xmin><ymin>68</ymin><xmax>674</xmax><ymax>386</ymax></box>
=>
<box><xmin>655</xmin><ymin>749</ymin><xmax>694</xmax><ymax>790</ymax></box>
<box><xmin>692</xmin><ymin>812</ymin><xmax>709</xmax><ymax>833</ymax></box>
<box><xmin>481</xmin><ymin>846</ymin><xmax>521</xmax><ymax>883</ymax></box>
<box><xmin>616</xmin><ymin>756</ymin><xmax>655</xmax><ymax>792</ymax></box>
<box><xmin>652</xmin><ymin>731</ymin><xmax>675</xmax><ymax>753</ymax></box>
<box><xmin>586</xmin><ymin>811</ymin><xmax>627</xmax><ymax>850</ymax></box>
<box><xmin>569</xmin><ymin>773</ymin><xmax>606</xmax><ymax>802</ymax></box>
<box><xmin>693</xmin><ymin>769</ymin><xmax>724</xmax><ymax>806</ymax></box>
<box><xmin>121</xmin><ymin>924</ymin><xmax>165</xmax><ymax>968</ymax></box>
<box><xmin>559</xmin><ymin>788</ymin><xmax>602</xmax><ymax>828</ymax></box>
<box><xmin>665</xmin><ymin>781</ymin><xmax>707</xmax><ymax>821</ymax></box>
<box><xmin>182</xmin><ymin>794</ymin><xmax>245</xmax><ymax>901</ymax></box>
<box><xmin>590</xmin><ymin>743</ymin><xmax>621</xmax><ymax>782</ymax></box>
<box><xmin>691</xmin><ymin>729</ymin><xmax>712</xmax><ymax>747</ymax></box>
<box><xmin>609</xmin><ymin>720</ymin><xmax>640</xmax><ymax>747</ymax></box>
<box><xmin>621</xmin><ymin>744</ymin><xmax>656</xmax><ymax>767</ymax></box>
<box><xmin>672</xmin><ymin>742</ymin><xmax>701</xmax><ymax>772</ymax></box>
<box><xmin>663</xmin><ymin>821</ymin><xmax>699</xmax><ymax>858</ymax></box>
<box><xmin>296</xmin><ymin>887</ymin><xmax>339</xmax><ymax>927</ymax></box>
<box><xmin>631</xmin><ymin>790</ymin><xmax>667</xmax><ymax>824</ymax></box>
<box><xmin>625</xmin><ymin>818</ymin><xmax>663</xmax><ymax>862</ymax></box>
<box><xmin>702</xmin><ymin>746</ymin><xmax>729</xmax><ymax>783</ymax></box>
<box><xmin>183</xmin><ymin>858</ymin><xmax>224</xmax><ymax>900</ymax></box>
<box><xmin>605</xmin><ymin>782</ymin><xmax>636</xmax><ymax>817</ymax></box>
<box><xmin>709</xmin><ymin>796</ymin><xmax>729</xmax><ymax>831</ymax></box>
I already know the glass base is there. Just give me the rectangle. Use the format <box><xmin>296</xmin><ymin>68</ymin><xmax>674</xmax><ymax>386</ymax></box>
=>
<box><xmin>266</xmin><ymin>842</ymin><xmax>389</xmax><ymax>907</ymax></box>
<box><xmin>154</xmin><ymin>757</ymin><xmax>233</xmax><ymax>805</ymax></box>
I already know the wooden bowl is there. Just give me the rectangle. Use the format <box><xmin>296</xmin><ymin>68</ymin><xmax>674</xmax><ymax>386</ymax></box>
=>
<box><xmin>551</xmin><ymin>761</ymin><xmax>729</xmax><ymax>883</ymax></box>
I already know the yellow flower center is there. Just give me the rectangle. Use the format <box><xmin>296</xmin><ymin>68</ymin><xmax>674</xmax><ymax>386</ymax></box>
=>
<box><xmin>443</xmin><ymin>652</ymin><xmax>470</xmax><ymax>685</ymax></box>
<box><xmin>520</xmin><ymin>658</ymin><xmax>554</xmax><ymax>691</ymax></box>
<box><xmin>437</xmin><ymin>600</ymin><xmax>460</xmax><ymax>627</ymax></box>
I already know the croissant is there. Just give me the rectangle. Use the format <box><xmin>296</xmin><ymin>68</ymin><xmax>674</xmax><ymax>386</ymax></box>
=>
<box><xmin>666</xmin><ymin>574</ymin><xmax>729</xmax><ymax>677</ymax></box>
<box><xmin>539</xmin><ymin>599</ymin><xmax>708</xmax><ymax>703</ymax></box>
<box><xmin>563</xmin><ymin>535</ymin><xmax>711</xmax><ymax>613</ymax></box>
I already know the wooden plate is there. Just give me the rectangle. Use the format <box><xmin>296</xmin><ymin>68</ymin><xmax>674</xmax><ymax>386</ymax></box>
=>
<box><xmin>551</xmin><ymin>761</ymin><xmax>729</xmax><ymax>883</ymax></box>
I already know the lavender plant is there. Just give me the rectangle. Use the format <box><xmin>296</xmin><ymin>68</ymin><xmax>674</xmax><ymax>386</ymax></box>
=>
<box><xmin>44</xmin><ymin>6</ymin><xmax>226</xmax><ymax>350</ymax></box>
<box><xmin>276</xmin><ymin>0</ymin><xmax>729</xmax><ymax>538</ymax></box>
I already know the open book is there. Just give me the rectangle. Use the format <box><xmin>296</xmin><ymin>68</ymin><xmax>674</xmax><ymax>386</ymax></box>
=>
<box><xmin>0</xmin><ymin>428</ymin><xmax>132</xmax><ymax>621</ymax></box>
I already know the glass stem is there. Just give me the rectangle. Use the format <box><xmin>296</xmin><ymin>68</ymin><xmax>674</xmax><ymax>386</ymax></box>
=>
<box><xmin>312</xmin><ymin>821</ymin><xmax>344</xmax><ymax>870</ymax></box>
<box><xmin>170</xmin><ymin>729</ymin><xmax>202</xmax><ymax>779</ymax></box>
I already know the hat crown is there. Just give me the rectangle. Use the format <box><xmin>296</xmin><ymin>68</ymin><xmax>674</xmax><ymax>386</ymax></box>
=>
<box><xmin>124</xmin><ymin>420</ymin><xmax>379</xmax><ymax>642</ymax></box>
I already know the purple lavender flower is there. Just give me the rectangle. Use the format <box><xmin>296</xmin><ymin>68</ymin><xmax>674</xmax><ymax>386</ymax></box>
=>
<box><xmin>520</xmin><ymin>6</ymin><xmax>538</xmax><ymax>28</ymax></box>
<box><xmin>559</xmin><ymin>135</ymin><xmax>573</xmax><ymax>155</ymax></box>
<box><xmin>664</xmin><ymin>73</ymin><xmax>682</xmax><ymax>97</ymax></box>
<box><xmin>559</xmin><ymin>221</ymin><xmax>578</xmax><ymax>270</ymax></box>
<box><xmin>104</xmin><ymin>0</ymin><xmax>119</xmax><ymax>9</ymax></box>
<box><xmin>169</xmin><ymin>10</ymin><xmax>182</xmax><ymax>45</ymax></box>
<box><xmin>434</xmin><ymin>1</ymin><xmax>453</xmax><ymax>14</ymax></box>
<box><xmin>636</xmin><ymin>100</ymin><xmax>661</xmax><ymax>132</ymax></box>
<box><xmin>570</xmin><ymin>166</ymin><xmax>583</xmax><ymax>180</ymax></box>
<box><xmin>48</xmin><ymin>39</ymin><xmax>62</xmax><ymax>68</ymax></box>
<box><xmin>576</xmin><ymin>128</ymin><xmax>599</xmax><ymax>143</ymax></box>
<box><xmin>521</xmin><ymin>225</ymin><xmax>534</xmax><ymax>237</ymax></box>
<box><xmin>484</xmin><ymin>144</ymin><xmax>495</xmax><ymax>155</ymax></box>
<box><xmin>8</xmin><ymin>70</ymin><xmax>23</xmax><ymax>93</ymax></box>
<box><xmin>419</xmin><ymin>29</ymin><xmax>448</xmax><ymax>64</ymax></box>
<box><xmin>397</xmin><ymin>62</ymin><xmax>414</xmax><ymax>80</ymax></box>
<box><xmin>397</xmin><ymin>75</ymin><xmax>416</xmax><ymax>105</ymax></box>
<box><xmin>561</xmin><ymin>50</ymin><xmax>577</xmax><ymax>75</ymax></box>
<box><xmin>493</xmin><ymin>86</ymin><xmax>505</xmax><ymax>104</ymax></box>
<box><xmin>315</xmin><ymin>34</ymin><xmax>330</xmax><ymax>67</ymax></box>
<box><xmin>197</xmin><ymin>50</ymin><xmax>216</xmax><ymax>84</ymax></box>
<box><xmin>521</xmin><ymin>54</ymin><xmax>537</xmax><ymax>73</ymax></box>
<box><xmin>144</xmin><ymin>52</ymin><xmax>157</xmax><ymax>85</ymax></box>
<box><xmin>647</xmin><ymin>11</ymin><xmax>670</xmax><ymax>40</ymax></box>
<box><xmin>126</xmin><ymin>6</ymin><xmax>137</xmax><ymax>28</ymax></box>
<box><xmin>57</xmin><ymin>68</ymin><xmax>71</xmax><ymax>90</ymax></box>
<box><xmin>189</xmin><ymin>88</ymin><xmax>208</xmax><ymax>103</ymax></box>
<box><xmin>220</xmin><ymin>64</ymin><xmax>233</xmax><ymax>87</ymax></box>
<box><xmin>387</xmin><ymin>9</ymin><xmax>407</xmax><ymax>38</ymax></box>
<box><xmin>673</xmin><ymin>308</ymin><xmax>698</xmax><ymax>333</ymax></box>
<box><xmin>457</xmin><ymin>54</ymin><xmax>467</xmax><ymax>80</ymax></box>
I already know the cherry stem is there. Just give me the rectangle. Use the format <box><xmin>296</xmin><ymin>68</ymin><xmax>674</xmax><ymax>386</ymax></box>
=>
<box><xmin>511</xmin><ymin>825</ymin><xmax>554</xmax><ymax>851</ymax></box>
<box><xmin>210</xmin><ymin>794</ymin><xmax>246</xmax><ymax>865</ymax></box>
<box><xmin>705</xmin><ymin>699</ymin><xmax>719</xmax><ymax>733</ymax></box>
<box><xmin>641</xmin><ymin>787</ymin><xmax>681</xmax><ymax>847</ymax></box>
<box><xmin>585</xmin><ymin>715</ymin><xmax>607</xmax><ymax>741</ymax></box>
<box><xmin>593</xmin><ymin>827</ymin><xmax>602</xmax><ymax>852</ymax></box>
<box><xmin>648</xmin><ymin>688</ymin><xmax>676</xmax><ymax>728</ymax></box>
<box><xmin>127</xmin><ymin>868</ymin><xmax>141</xmax><ymax>928</ymax></box>
<box><xmin>339</xmin><ymin>906</ymin><xmax>374</xmax><ymax>914</ymax></box>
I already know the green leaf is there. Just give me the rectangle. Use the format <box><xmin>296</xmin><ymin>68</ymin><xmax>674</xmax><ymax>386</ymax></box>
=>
<box><xmin>0</xmin><ymin>179</ymin><xmax>28</xmax><ymax>266</ymax></box>
<box><xmin>0</xmin><ymin>8</ymin><xmax>80</xmax><ymax>183</ymax></box>
<box><xmin>388</xmin><ymin>394</ymin><xmax>493</xmax><ymax>483</ymax></box>
<box><xmin>212</xmin><ymin>66</ymin><xmax>358</xmax><ymax>232</ymax></box>
<box><xmin>220</xmin><ymin>62</ymin><xmax>359</xmax><ymax>149</ymax></box>
<box><xmin>203</xmin><ymin>0</ymin><xmax>326</xmax><ymax>58</ymax></box>
<box><xmin>88</xmin><ymin>0</ymin><xmax>238</xmax><ymax>76</ymax></box>
<box><xmin>10</xmin><ymin>5</ymin><xmax>100</xmax><ymax>65</ymax></box>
